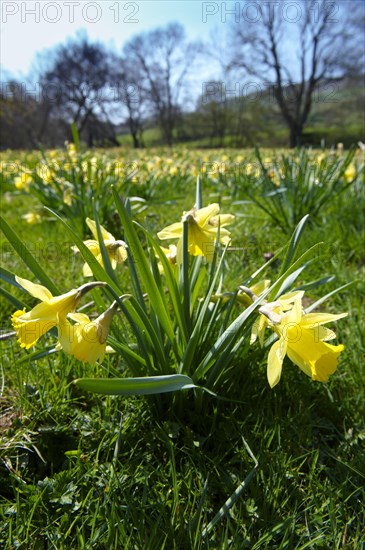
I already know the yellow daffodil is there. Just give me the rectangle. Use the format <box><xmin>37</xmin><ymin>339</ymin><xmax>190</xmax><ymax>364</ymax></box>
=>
<box><xmin>157</xmin><ymin>204</ymin><xmax>234</xmax><ymax>262</ymax></box>
<box><xmin>250</xmin><ymin>290</ymin><xmax>305</xmax><ymax>347</ymax></box>
<box><xmin>66</xmin><ymin>142</ymin><xmax>77</xmax><ymax>161</ymax></box>
<box><xmin>63</xmin><ymin>185</ymin><xmax>74</xmax><ymax>206</ymax></box>
<box><xmin>156</xmin><ymin>244</ymin><xmax>177</xmax><ymax>274</ymax></box>
<box><xmin>344</xmin><ymin>163</ymin><xmax>356</xmax><ymax>182</ymax></box>
<box><xmin>36</xmin><ymin>164</ymin><xmax>53</xmax><ymax>184</ymax></box>
<box><xmin>237</xmin><ymin>280</ymin><xmax>271</xmax><ymax>308</ymax></box>
<box><xmin>11</xmin><ymin>277</ymin><xmax>105</xmax><ymax>349</ymax></box>
<box><xmin>22</xmin><ymin>212</ymin><xmax>42</xmax><ymax>224</ymax></box>
<box><xmin>161</xmin><ymin>244</ymin><xmax>177</xmax><ymax>264</ymax></box>
<box><xmin>57</xmin><ymin>302</ymin><xmax>117</xmax><ymax>364</ymax></box>
<box><xmin>14</xmin><ymin>172</ymin><xmax>33</xmax><ymax>191</ymax></box>
<box><xmin>72</xmin><ymin>218</ymin><xmax>128</xmax><ymax>277</ymax></box>
<box><xmin>265</xmin><ymin>298</ymin><xmax>347</xmax><ymax>388</ymax></box>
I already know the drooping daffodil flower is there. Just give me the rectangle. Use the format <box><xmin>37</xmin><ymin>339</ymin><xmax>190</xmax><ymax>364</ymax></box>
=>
<box><xmin>57</xmin><ymin>301</ymin><xmax>118</xmax><ymax>364</ymax></box>
<box><xmin>263</xmin><ymin>297</ymin><xmax>347</xmax><ymax>388</ymax></box>
<box><xmin>250</xmin><ymin>290</ymin><xmax>305</xmax><ymax>347</ymax></box>
<box><xmin>11</xmin><ymin>276</ymin><xmax>106</xmax><ymax>349</ymax></box>
<box><xmin>157</xmin><ymin>203</ymin><xmax>234</xmax><ymax>262</ymax></box>
<box><xmin>72</xmin><ymin>218</ymin><xmax>127</xmax><ymax>277</ymax></box>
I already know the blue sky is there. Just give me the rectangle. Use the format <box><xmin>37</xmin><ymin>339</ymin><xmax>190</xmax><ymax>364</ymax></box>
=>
<box><xmin>1</xmin><ymin>1</ymin><xmax>226</xmax><ymax>78</ymax></box>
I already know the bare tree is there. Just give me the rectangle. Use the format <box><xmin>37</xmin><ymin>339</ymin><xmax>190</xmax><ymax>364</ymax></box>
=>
<box><xmin>109</xmin><ymin>55</ymin><xmax>146</xmax><ymax>148</ymax></box>
<box><xmin>229</xmin><ymin>0</ymin><xmax>364</xmax><ymax>147</ymax></box>
<box><xmin>123</xmin><ymin>23</ymin><xmax>200</xmax><ymax>146</ymax></box>
<box><xmin>40</xmin><ymin>34</ymin><xmax>118</xmax><ymax>146</ymax></box>
<box><xmin>0</xmin><ymin>80</ymin><xmax>60</xmax><ymax>149</ymax></box>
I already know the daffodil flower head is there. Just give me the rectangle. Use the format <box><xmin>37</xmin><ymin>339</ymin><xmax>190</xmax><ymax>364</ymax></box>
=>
<box><xmin>238</xmin><ymin>280</ymin><xmax>271</xmax><ymax>308</ymax></box>
<box><xmin>264</xmin><ymin>298</ymin><xmax>347</xmax><ymax>388</ymax></box>
<box><xmin>14</xmin><ymin>172</ymin><xmax>33</xmax><ymax>191</ymax></box>
<box><xmin>57</xmin><ymin>301</ymin><xmax>118</xmax><ymax>364</ymax></box>
<box><xmin>22</xmin><ymin>212</ymin><xmax>42</xmax><ymax>224</ymax></box>
<box><xmin>11</xmin><ymin>276</ymin><xmax>106</xmax><ymax>349</ymax></box>
<box><xmin>249</xmin><ymin>289</ymin><xmax>304</xmax><ymax>347</ymax></box>
<box><xmin>72</xmin><ymin>218</ymin><xmax>128</xmax><ymax>277</ymax></box>
<box><xmin>157</xmin><ymin>203</ymin><xmax>234</xmax><ymax>263</ymax></box>
<box><xmin>156</xmin><ymin>244</ymin><xmax>178</xmax><ymax>274</ymax></box>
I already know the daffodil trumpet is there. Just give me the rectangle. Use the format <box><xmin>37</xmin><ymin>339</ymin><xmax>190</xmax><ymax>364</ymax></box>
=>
<box><xmin>57</xmin><ymin>301</ymin><xmax>118</xmax><ymax>364</ymax></box>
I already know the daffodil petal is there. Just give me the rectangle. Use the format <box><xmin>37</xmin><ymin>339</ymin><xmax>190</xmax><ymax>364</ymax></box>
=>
<box><xmin>315</xmin><ymin>326</ymin><xmax>337</xmax><ymax>341</ymax></box>
<box><xmin>258</xmin><ymin>315</ymin><xmax>268</xmax><ymax>347</ymax></box>
<box><xmin>250</xmin><ymin>279</ymin><xmax>271</xmax><ymax>296</ymax></box>
<box><xmin>83</xmin><ymin>240</ymin><xmax>101</xmax><ymax>255</ymax></box>
<box><xmin>286</xmin><ymin>297</ymin><xmax>303</xmax><ymax>324</ymax></box>
<box><xmin>196</xmin><ymin>204</ymin><xmax>220</xmax><ymax>227</ymax></box>
<box><xmin>12</xmin><ymin>305</ymin><xmax>57</xmax><ymax>348</ymax></box>
<box><xmin>215</xmin><ymin>214</ymin><xmax>235</xmax><ymax>227</ymax></box>
<box><xmin>57</xmin><ymin>314</ymin><xmax>73</xmax><ymax>354</ymax></box>
<box><xmin>67</xmin><ymin>312</ymin><xmax>91</xmax><ymax>324</ymax></box>
<box><xmin>300</xmin><ymin>312</ymin><xmax>348</xmax><ymax>328</ymax></box>
<box><xmin>278</xmin><ymin>290</ymin><xmax>305</xmax><ymax>306</ymax></box>
<box><xmin>250</xmin><ymin>320</ymin><xmax>259</xmax><ymax>344</ymax></box>
<box><xmin>86</xmin><ymin>218</ymin><xmax>115</xmax><ymax>242</ymax></box>
<box><xmin>82</xmin><ymin>263</ymin><xmax>93</xmax><ymax>277</ymax></box>
<box><xmin>267</xmin><ymin>338</ymin><xmax>287</xmax><ymax>388</ymax></box>
<box><xmin>157</xmin><ymin>222</ymin><xmax>182</xmax><ymax>240</ymax></box>
<box><xmin>110</xmin><ymin>245</ymin><xmax>128</xmax><ymax>263</ymax></box>
<box><xmin>15</xmin><ymin>276</ymin><xmax>53</xmax><ymax>302</ymax></box>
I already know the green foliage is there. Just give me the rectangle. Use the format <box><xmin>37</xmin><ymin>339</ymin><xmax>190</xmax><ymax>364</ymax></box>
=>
<box><xmin>236</xmin><ymin>147</ymin><xmax>363</xmax><ymax>233</ymax></box>
<box><xmin>0</xmin><ymin>145</ymin><xmax>363</xmax><ymax>548</ymax></box>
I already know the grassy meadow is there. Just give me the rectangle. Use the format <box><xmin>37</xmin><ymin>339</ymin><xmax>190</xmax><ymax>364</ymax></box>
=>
<box><xmin>0</xmin><ymin>143</ymin><xmax>364</xmax><ymax>549</ymax></box>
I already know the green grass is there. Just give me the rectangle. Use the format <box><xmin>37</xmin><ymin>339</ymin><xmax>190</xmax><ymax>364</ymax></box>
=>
<box><xmin>0</xmin><ymin>147</ymin><xmax>364</xmax><ymax>548</ymax></box>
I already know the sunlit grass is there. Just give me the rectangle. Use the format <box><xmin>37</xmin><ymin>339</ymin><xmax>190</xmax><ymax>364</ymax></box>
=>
<box><xmin>0</xmin><ymin>145</ymin><xmax>364</xmax><ymax>548</ymax></box>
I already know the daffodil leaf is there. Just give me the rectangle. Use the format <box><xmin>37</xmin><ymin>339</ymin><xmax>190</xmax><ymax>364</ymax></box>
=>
<box><xmin>70</xmin><ymin>122</ymin><xmax>80</xmax><ymax>150</ymax></box>
<box><xmin>74</xmin><ymin>374</ymin><xmax>196</xmax><ymax>395</ymax></box>
<box><xmin>0</xmin><ymin>286</ymin><xmax>27</xmax><ymax>310</ymax></box>
<box><xmin>279</xmin><ymin>214</ymin><xmax>310</xmax><ymax>275</ymax></box>
<box><xmin>268</xmin><ymin>242</ymin><xmax>324</xmax><ymax>301</ymax></box>
<box><xmin>92</xmin><ymin>203</ymin><xmax>118</xmax><ymax>284</ymax></box>
<box><xmin>111</xmin><ymin>187</ymin><xmax>175</xmax><ymax>344</ymax></box>
<box><xmin>295</xmin><ymin>275</ymin><xmax>335</xmax><ymax>291</ymax></box>
<box><xmin>16</xmin><ymin>346</ymin><xmax>58</xmax><ymax>364</ymax></box>
<box><xmin>182</xmin><ymin>219</ymin><xmax>191</xmax><ymax>333</ymax></box>
<box><xmin>0</xmin><ymin>266</ymin><xmax>21</xmax><ymax>288</ymax></box>
<box><xmin>142</xmin><ymin>228</ymin><xmax>188</xmax><ymax>344</ymax></box>
<box><xmin>0</xmin><ymin>215</ymin><xmax>60</xmax><ymax>295</ymax></box>
<box><xmin>195</xmin><ymin>176</ymin><xmax>203</xmax><ymax>209</ymax></box>
<box><xmin>193</xmin><ymin>275</ymin><xmax>272</xmax><ymax>384</ymax></box>
<box><xmin>44</xmin><ymin>207</ymin><xmax>121</xmax><ymax>296</ymax></box>
<box><xmin>304</xmin><ymin>281</ymin><xmax>356</xmax><ymax>313</ymax></box>
<box><xmin>182</xmin><ymin>242</ymin><xmax>228</xmax><ymax>376</ymax></box>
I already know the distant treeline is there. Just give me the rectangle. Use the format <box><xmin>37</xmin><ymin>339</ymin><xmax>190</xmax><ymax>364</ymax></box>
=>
<box><xmin>1</xmin><ymin>1</ymin><xmax>364</xmax><ymax>150</ymax></box>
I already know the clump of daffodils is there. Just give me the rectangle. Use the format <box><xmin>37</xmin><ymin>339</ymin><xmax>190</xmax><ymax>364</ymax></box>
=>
<box><xmin>10</xmin><ymin>206</ymin><xmax>348</xmax><ymax>389</ymax></box>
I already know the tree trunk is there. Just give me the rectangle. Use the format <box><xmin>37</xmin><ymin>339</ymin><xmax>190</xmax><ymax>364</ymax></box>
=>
<box><xmin>289</xmin><ymin>124</ymin><xmax>303</xmax><ymax>148</ymax></box>
<box><xmin>132</xmin><ymin>131</ymin><xmax>140</xmax><ymax>148</ymax></box>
